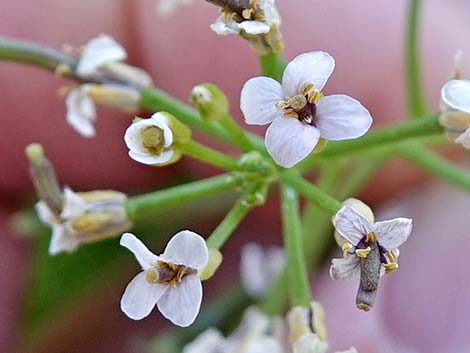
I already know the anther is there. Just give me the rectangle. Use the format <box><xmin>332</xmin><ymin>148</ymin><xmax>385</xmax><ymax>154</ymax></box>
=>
<box><xmin>355</xmin><ymin>247</ymin><xmax>371</xmax><ymax>258</ymax></box>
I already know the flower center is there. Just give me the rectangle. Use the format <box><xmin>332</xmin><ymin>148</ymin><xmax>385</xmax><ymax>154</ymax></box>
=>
<box><xmin>145</xmin><ymin>261</ymin><xmax>197</xmax><ymax>287</ymax></box>
<box><xmin>277</xmin><ymin>83</ymin><xmax>321</xmax><ymax>125</ymax></box>
<box><xmin>141</xmin><ymin>126</ymin><xmax>165</xmax><ymax>155</ymax></box>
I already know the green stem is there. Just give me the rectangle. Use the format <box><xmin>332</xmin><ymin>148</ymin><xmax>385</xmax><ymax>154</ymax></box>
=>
<box><xmin>405</xmin><ymin>0</ymin><xmax>427</xmax><ymax>118</ymax></box>
<box><xmin>180</xmin><ymin>140</ymin><xmax>240</xmax><ymax>171</ymax></box>
<box><xmin>218</xmin><ymin>114</ymin><xmax>255</xmax><ymax>151</ymax></box>
<box><xmin>259</xmin><ymin>53</ymin><xmax>287</xmax><ymax>82</ymax></box>
<box><xmin>398</xmin><ymin>142</ymin><xmax>470</xmax><ymax>190</ymax></box>
<box><xmin>125</xmin><ymin>174</ymin><xmax>238</xmax><ymax>219</ymax></box>
<box><xmin>280</xmin><ymin>171</ymin><xmax>342</xmax><ymax>215</ymax></box>
<box><xmin>280</xmin><ymin>184</ymin><xmax>312</xmax><ymax>307</ymax></box>
<box><xmin>206</xmin><ymin>195</ymin><xmax>252</xmax><ymax>249</ymax></box>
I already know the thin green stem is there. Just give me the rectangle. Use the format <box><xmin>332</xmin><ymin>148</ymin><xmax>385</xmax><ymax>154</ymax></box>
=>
<box><xmin>405</xmin><ymin>0</ymin><xmax>427</xmax><ymax>118</ymax></box>
<box><xmin>280</xmin><ymin>184</ymin><xmax>312</xmax><ymax>307</ymax></box>
<box><xmin>398</xmin><ymin>142</ymin><xmax>470</xmax><ymax>190</ymax></box>
<box><xmin>218</xmin><ymin>113</ymin><xmax>255</xmax><ymax>151</ymax></box>
<box><xmin>125</xmin><ymin>174</ymin><xmax>238</xmax><ymax>219</ymax></box>
<box><xmin>180</xmin><ymin>140</ymin><xmax>240</xmax><ymax>171</ymax></box>
<box><xmin>259</xmin><ymin>53</ymin><xmax>287</xmax><ymax>82</ymax></box>
<box><xmin>280</xmin><ymin>171</ymin><xmax>342</xmax><ymax>215</ymax></box>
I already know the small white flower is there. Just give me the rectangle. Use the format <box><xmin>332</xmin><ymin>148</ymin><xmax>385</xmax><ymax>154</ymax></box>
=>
<box><xmin>120</xmin><ymin>231</ymin><xmax>209</xmax><ymax>326</ymax></box>
<box><xmin>330</xmin><ymin>206</ymin><xmax>412</xmax><ymax>281</ymax></box>
<box><xmin>76</xmin><ymin>34</ymin><xmax>126</xmax><ymax>77</ymax></box>
<box><xmin>439</xmin><ymin>79</ymin><xmax>470</xmax><ymax>149</ymax></box>
<box><xmin>182</xmin><ymin>328</ymin><xmax>225</xmax><ymax>353</ymax></box>
<box><xmin>240</xmin><ymin>52</ymin><xmax>372</xmax><ymax>167</ymax></box>
<box><xmin>210</xmin><ymin>0</ymin><xmax>280</xmax><ymax>36</ymax></box>
<box><xmin>292</xmin><ymin>334</ymin><xmax>328</xmax><ymax>353</ymax></box>
<box><xmin>124</xmin><ymin>112</ymin><xmax>190</xmax><ymax>166</ymax></box>
<box><xmin>36</xmin><ymin>188</ymin><xmax>130</xmax><ymax>255</ymax></box>
<box><xmin>66</xmin><ymin>84</ymin><xmax>140</xmax><ymax>138</ymax></box>
<box><xmin>240</xmin><ymin>243</ymin><xmax>284</xmax><ymax>297</ymax></box>
<box><xmin>157</xmin><ymin>0</ymin><xmax>192</xmax><ymax>16</ymax></box>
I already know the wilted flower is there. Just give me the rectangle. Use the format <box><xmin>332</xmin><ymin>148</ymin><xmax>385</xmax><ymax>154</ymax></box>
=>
<box><xmin>240</xmin><ymin>52</ymin><xmax>372</xmax><ymax>167</ymax></box>
<box><xmin>439</xmin><ymin>79</ymin><xmax>470</xmax><ymax>149</ymax></box>
<box><xmin>124</xmin><ymin>112</ymin><xmax>191</xmax><ymax>166</ymax></box>
<box><xmin>157</xmin><ymin>0</ymin><xmax>192</xmax><ymax>16</ymax></box>
<box><xmin>66</xmin><ymin>84</ymin><xmax>140</xmax><ymax>138</ymax></box>
<box><xmin>36</xmin><ymin>188</ymin><xmax>131</xmax><ymax>255</ymax></box>
<box><xmin>240</xmin><ymin>243</ymin><xmax>284</xmax><ymax>297</ymax></box>
<box><xmin>120</xmin><ymin>231</ymin><xmax>209</xmax><ymax>327</ymax></box>
<box><xmin>330</xmin><ymin>205</ymin><xmax>412</xmax><ymax>310</ymax></box>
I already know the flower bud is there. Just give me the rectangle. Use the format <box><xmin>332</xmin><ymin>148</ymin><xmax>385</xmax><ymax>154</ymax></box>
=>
<box><xmin>199</xmin><ymin>248</ymin><xmax>223</xmax><ymax>280</ymax></box>
<box><xmin>100</xmin><ymin>62</ymin><xmax>153</xmax><ymax>88</ymax></box>
<box><xmin>191</xmin><ymin>83</ymin><xmax>229</xmax><ymax>122</ymax></box>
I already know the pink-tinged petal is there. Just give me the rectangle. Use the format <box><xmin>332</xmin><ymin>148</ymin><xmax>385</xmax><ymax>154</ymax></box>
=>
<box><xmin>329</xmin><ymin>255</ymin><xmax>361</xmax><ymax>281</ymax></box>
<box><xmin>160</xmin><ymin>230</ymin><xmax>209</xmax><ymax>270</ymax></box>
<box><xmin>157</xmin><ymin>274</ymin><xmax>202</xmax><ymax>327</ymax></box>
<box><xmin>239</xmin><ymin>20</ymin><xmax>270</xmax><ymax>35</ymax></box>
<box><xmin>373</xmin><ymin>218</ymin><xmax>412</xmax><ymax>251</ymax></box>
<box><xmin>120</xmin><ymin>272</ymin><xmax>167</xmax><ymax>320</ymax></box>
<box><xmin>282</xmin><ymin>52</ymin><xmax>335</xmax><ymax>97</ymax></box>
<box><xmin>333</xmin><ymin>206</ymin><xmax>371</xmax><ymax>245</ymax></box>
<box><xmin>120</xmin><ymin>233</ymin><xmax>158</xmax><ymax>270</ymax></box>
<box><xmin>316</xmin><ymin>95</ymin><xmax>372</xmax><ymax>141</ymax></box>
<box><xmin>265</xmin><ymin>117</ymin><xmax>320</xmax><ymax>168</ymax></box>
<box><xmin>240</xmin><ymin>77</ymin><xmax>283</xmax><ymax>125</ymax></box>
<box><xmin>441</xmin><ymin>79</ymin><xmax>470</xmax><ymax>113</ymax></box>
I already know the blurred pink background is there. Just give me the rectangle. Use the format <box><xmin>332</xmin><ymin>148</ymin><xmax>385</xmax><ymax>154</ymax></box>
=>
<box><xmin>0</xmin><ymin>0</ymin><xmax>469</xmax><ymax>352</ymax></box>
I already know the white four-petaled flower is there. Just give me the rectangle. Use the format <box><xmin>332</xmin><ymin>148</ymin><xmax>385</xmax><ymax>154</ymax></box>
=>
<box><xmin>120</xmin><ymin>231</ymin><xmax>209</xmax><ymax>327</ymax></box>
<box><xmin>330</xmin><ymin>206</ymin><xmax>412</xmax><ymax>281</ymax></box>
<box><xmin>240</xmin><ymin>52</ymin><xmax>373</xmax><ymax>168</ymax></box>
<box><xmin>440</xmin><ymin>79</ymin><xmax>470</xmax><ymax>149</ymax></box>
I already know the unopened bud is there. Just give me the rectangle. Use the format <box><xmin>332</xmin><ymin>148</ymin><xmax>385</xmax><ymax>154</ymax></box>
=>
<box><xmin>191</xmin><ymin>83</ymin><xmax>229</xmax><ymax>122</ymax></box>
<box><xmin>199</xmin><ymin>248</ymin><xmax>223</xmax><ymax>281</ymax></box>
<box><xmin>101</xmin><ymin>62</ymin><xmax>153</xmax><ymax>88</ymax></box>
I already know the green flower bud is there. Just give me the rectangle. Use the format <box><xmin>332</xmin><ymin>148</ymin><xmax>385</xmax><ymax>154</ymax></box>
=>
<box><xmin>191</xmin><ymin>83</ymin><xmax>229</xmax><ymax>122</ymax></box>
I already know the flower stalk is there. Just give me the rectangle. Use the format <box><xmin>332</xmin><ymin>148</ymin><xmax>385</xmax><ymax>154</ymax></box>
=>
<box><xmin>180</xmin><ymin>140</ymin><xmax>241</xmax><ymax>171</ymax></box>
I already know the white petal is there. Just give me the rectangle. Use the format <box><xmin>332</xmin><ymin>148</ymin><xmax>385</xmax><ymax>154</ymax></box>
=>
<box><xmin>455</xmin><ymin>128</ymin><xmax>470</xmax><ymax>149</ymax></box>
<box><xmin>150</xmin><ymin>113</ymin><xmax>174</xmax><ymax>147</ymax></box>
<box><xmin>60</xmin><ymin>187</ymin><xmax>87</xmax><ymax>219</ymax></box>
<box><xmin>265</xmin><ymin>117</ymin><xmax>320</xmax><ymax>168</ymax></box>
<box><xmin>245</xmin><ymin>337</ymin><xmax>284</xmax><ymax>353</ymax></box>
<box><xmin>240</xmin><ymin>243</ymin><xmax>268</xmax><ymax>297</ymax></box>
<box><xmin>240</xmin><ymin>77</ymin><xmax>283</xmax><ymax>125</ymax></box>
<box><xmin>128</xmin><ymin>149</ymin><xmax>174</xmax><ymax>165</ymax></box>
<box><xmin>373</xmin><ymin>218</ymin><xmax>412</xmax><ymax>251</ymax></box>
<box><xmin>210</xmin><ymin>17</ymin><xmax>239</xmax><ymax>35</ymax></box>
<box><xmin>120</xmin><ymin>272</ymin><xmax>167</xmax><ymax>320</ymax></box>
<box><xmin>124</xmin><ymin>117</ymin><xmax>173</xmax><ymax>155</ymax></box>
<box><xmin>316</xmin><ymin>95</ymin><xmax>372</xmax><ymax>141</ymax></box>
<box><xmin>48</xmin><ymin>225</ymin><xmax>78</xmax><ymax>255</ymax></box>
<box><xmin>336</xmin><ymin>348</ymin><xmax>359</xmax><ymax>353</ymax></box>
<box><xmin>333</xmin><ymin>206</ymin><xmax>371</xmax><ymax>245</ymax></box>
<box><xmin>160</xmin><ymin>230</ymin><xmax>209</xmax><ymax>270</ymax></box>
<box><xmin>157</xmin><ymin>274</ymin><xmax>202</xmax><ymax>327</ymax></box>
<box><xmin>282</xmin><ymin>52</ymin><xmax>335</xmax><ymax>97</ymax></box>
<box><xmin>329</xmin><ymin>255</ymin><xmax>361</xmax><ymax>281</ymax></box>
<box><xmin>120</xmin><ymin>233</ymin><xmax>158</xmax><ymax>270</ymax></box>
<box><xmin>77</xmin><ymin>34</ymin><xmax>127</xmax><ymax>76</ymax></box>
<box><xmin>239</xmin><ymin>20</ymin><xmax>271</xmax><ymax>35</ymax></box>
<box><xmin>182</xmin><ymin>329</ymin><xmax>225</xmax><ymax>353</ymax></box>
<box><xmin>65</xmin><ymin>87</ymin><xmax>96</xmax><ymax>138</ymax></box>
<box><xmin>35</xmin><ymin>201</ymin><xmax>57</xmax><ymax>225</ymax></box>
<box><xmin>441</xmin><ymin>79</ymin><xmax>470</xmax><ymax>113</ymax></box>
<box><xmin>293</xmin><ymin>334</ymin><xmax>329</xmax><ymax>353</ymax></box>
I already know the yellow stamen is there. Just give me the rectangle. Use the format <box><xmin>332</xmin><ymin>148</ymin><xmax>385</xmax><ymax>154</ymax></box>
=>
<box><xmin>355</xmin><ymin>247</ymin><xmax>371</xmax><ymax>258</ymax></box>
<box><xmin>341</xmin><ymin>242</ymin><xmax>353</xmax><ymax>257</ymax></box>
<box><xmin>365</xmin><ymin>232</ymin><xmax>377</xmax><ymax>243</ymax></box>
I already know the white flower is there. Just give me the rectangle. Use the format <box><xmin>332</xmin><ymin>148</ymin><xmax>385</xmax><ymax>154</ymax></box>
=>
<box><xmin>66</xmin><ymin>84</ymin><xmax>140</xmax><ymax>138</ymax></box>
<box><xmin>120</xmin><ymin>231</ymin><xmax>209</xmax><ymax>326</ymax></box>
<box><xmin>240</xmin><ymin>243</ymin><xmax>284</xmax><ymax>297</ymax></box>
<box><xmin>124</xmin><ymin>112</ymin><xmax>190</xmax><ymax>166</ymax></box>
<box><xmin>36</xmin><ymin>188</ymin><xmax>130</xmax><ymax>255</ymax></box>
<box><xmin>76</xmin><ymin>34</ymin><xmax>126</xmax><ymax>77</ymax></box>
<box><xmin>240</xmin><ymin>52</ymin><xmax>372</xmax><ymax>168</ymax></box>
<box><xmin>182</xmin><ymin>328</ymin><xmax>225</xmax><ymax>353</ymax></box>
<box><xmin>210</xmin><ymin>0</ymin><xmax>280</xmax><ymax>36</ymax></box>
<box><xmin>330</xmin><ymin>206</ymin><xmax>412</xmax><ymax>281</ymax></box>
<box><xmin>439</xmin><ymin>79</ymin><xmax>470</xmax><ymax>149</ymax></box>
<box><xmin>157</xmin><ymin>0</ymin><xmax>192</xmax><ymax>16</ymax></box>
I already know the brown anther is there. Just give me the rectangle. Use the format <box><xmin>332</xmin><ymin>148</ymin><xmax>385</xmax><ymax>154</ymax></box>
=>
<box><xmin>242</xmin><ymin>8</ymin><xmax>253</xmax><ymax>19</ymax></box>
<box><xmin>365</xmin><ymin>232</ymin><xmax>377</xmax><ymax>243</ymax></box>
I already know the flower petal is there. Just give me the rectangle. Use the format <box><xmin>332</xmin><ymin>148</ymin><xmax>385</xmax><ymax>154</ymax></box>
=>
<box><xmin>65</xmin><ymin>87</ymin><xmax>96</xmax><ymax>138</ymax></box>
<box><xmin>48</xmin><ymin>225</ymin><xmax>78</xmax><ymax>255</ymax></box>
<box><xmin>292</xmin><ymin>334</ymin><xmax>329</xmax><ymax>353</ymax></box>
<box><xmin>336</xmin><ymin>348</ymin><xmax>359</xmax><ymax>353</ymax></box>
<box><xmin>124</xmin><ymin>117</ymin><xmax>172</xmax><ymax>155</ymax></box>
<box><xmin>373</xmin><ymin>218</ymin><xmax>412</xmax><ymax>251</ymax></box>
<box><xmin>182</xmin><ymin>329</ymin><xmax>225</xmax><ymax>353</ymax></box>
<box><xmin>128</xmin><ymin>149</ymin><xmax>175</xmax><ymax>165</ymax></box>
<box><xmin>316</xmin><ymin>94</ymin><xmax>372</xmax><ymax>141</ymax></box>
<box><xmin>35</xmin><ymin>201</ymin><xmax>57</xmax><ymax>225</ymax></box>
<box><xmin>282</xmin><ymin>52</ymin><xmax>335</xmax><ymax>97</ymax></box>
<box><xmin>441</xmin><ymin>79</ymin><xmax>470</xmax><ymax>113</ymax></box>
<box><xmin>245</xmin><ymin>336</ymin><xmax>284</xmax><ymax>353</ymax></box>
<box><xmin>160</xmin><ymin>230</ymin><xmax>209</xmax><ymax>270</ymax></box>
<box><xmin>210</xmin><ymin>16</ymin><xmax>239</xmax><ymax>35</ymax></box>
<box><xmin>77</xmin><ymin>34</ymin><xmax>127</xmax><ymax>76</ymax></box>
<box><xmin>157</xmin><ymin>274</ymin><xmax>202</xmax><ymax>327</ymax></box>
<box><xmin>333</xmin><ymin>206</ymin><xmax>371</xmax><ymax>245</ymax></box>
<box><xmin>239</xmin><ymin>20</ymin><xmax>270</xmax><ymax>35</ymax></box>
<box><xmin>455</xmin><ymin>128</ymin><xmax>470</xmax><ymax>149</ymax></box>
<box><xmin>329</xmin><ymin>255</ymin><xmax>361</xmax><ymax>281</ymax></box>
<box><xmin>240</xmin><ymin>77</ymin><xmax>283</xmax><ymax>125</ymax></box>
<box><xmin>150</xmin><ymin>113</ymin><xmax>174</xmax><ymax>147</ymax></box>
<box><xmin>120</xmin><ymin>233</ymin><xmax>158</xmax><ymax>270</ymax></box>
<box><xmin>61</xmin><ymin>187</ymin><xmax>87</xmax><ymax>219</ymax></box>
<box><xmin>120</xmin><ymin>272</ymin><xmax>167</xmax><ymax>320</ymax></box>
<box><xmin>265</xmin><ymin>117</ymin><xmax>320</xmax><ymax>168</ymax></box>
